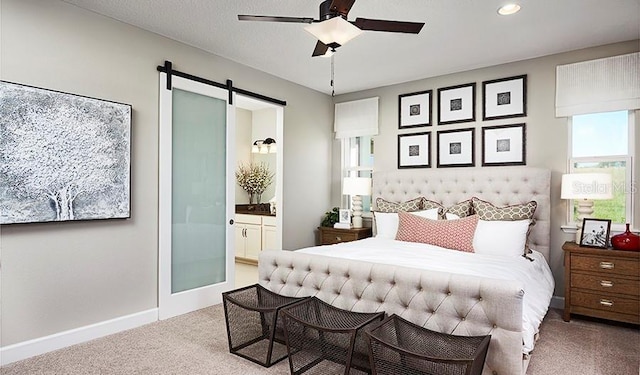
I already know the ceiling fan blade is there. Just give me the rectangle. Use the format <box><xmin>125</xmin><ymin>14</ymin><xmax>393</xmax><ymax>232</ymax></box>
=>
<box><xmin>312</xmin><ymin>41</ymin><xmax>329</xmax><ymax>57</ymax></box>
<box><xmin>353</xmin><ymin>18</ymin><xmax>425</xmax><ymax>34</ymax></box>
<box><xmin>238</xmin><ymin>15</ymin><xmax>314</xmax><ymax>24</ymax></box>
<box><xmin>329</xmin><ymin>0</ymin><xmax>357</xmax><ymax>16</ymax></box>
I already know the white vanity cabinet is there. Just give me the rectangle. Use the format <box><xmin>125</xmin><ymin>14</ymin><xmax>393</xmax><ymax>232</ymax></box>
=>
<box><xmin>261</xmin><ymin>215</ymin><xmax>278</xmax><ymax>252</ymax></box>
<box><xmin>235</xmin><ymin>214</ymin><xmax>277</xmax><ymax>263</ymax></box>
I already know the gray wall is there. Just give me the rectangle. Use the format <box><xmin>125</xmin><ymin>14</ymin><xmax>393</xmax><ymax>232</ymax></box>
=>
<box><xmin>0</xmin><ymin>0</ymin><xmax>333</xmax><ymax>346</ymax></box>
<box><xmin>333</xmin><ymin>40</ymin><xmax>640</xmax><ymax>299</ymax></box>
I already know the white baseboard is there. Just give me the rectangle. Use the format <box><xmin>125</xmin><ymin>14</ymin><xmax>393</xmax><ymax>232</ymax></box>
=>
<box><xmin>0</xmin><ymin>308</ymin><xmax>158</xmax><ymax>366</ymax></box>
<box><xmin>550</xmin><ymin>295</ymin><xmax>564</xmax><ymax>310</ymax></box>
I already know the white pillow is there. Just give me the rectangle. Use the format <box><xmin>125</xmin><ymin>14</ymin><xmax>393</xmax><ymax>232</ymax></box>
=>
<box><xmin>374</xmin><ymin>209</ymin><xmax>439</xmax><ymax>239</ymax></box>
<box><xmin>473</xmin><ymin>219</ymin><xmax>530</xmax><ymax>257</ymax></box>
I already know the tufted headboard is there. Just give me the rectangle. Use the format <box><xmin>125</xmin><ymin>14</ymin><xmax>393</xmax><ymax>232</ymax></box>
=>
<box><xmin>372</xmin><ymin>167</ymin><xmax>551</xmax><ymax>261</ymax></box>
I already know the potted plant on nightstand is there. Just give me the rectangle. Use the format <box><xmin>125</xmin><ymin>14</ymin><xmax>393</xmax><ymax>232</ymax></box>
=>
<box><xmin>321</xmin><ymin>207</ymin><xmax>340</xmax><ymax>227</ymax></box>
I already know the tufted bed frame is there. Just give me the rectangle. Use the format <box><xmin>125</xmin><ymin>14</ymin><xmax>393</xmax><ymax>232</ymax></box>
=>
<box><xmin>259</xmin><ymin>167</ymin><xmax>551</xmax><ymax>375</ymax></box>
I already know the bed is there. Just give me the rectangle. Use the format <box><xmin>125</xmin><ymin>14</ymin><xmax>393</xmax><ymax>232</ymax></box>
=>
<box><xmin>258</xmin><ymin>167</ymin><xmax>553</xmax><ymax>375</ymax></box>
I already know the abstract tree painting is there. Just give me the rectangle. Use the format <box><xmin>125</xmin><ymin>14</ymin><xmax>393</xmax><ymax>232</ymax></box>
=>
<box><xmin>0</xmin><ymin>81</ymin><xmax>131</xmax><ymax>224</ymax></box>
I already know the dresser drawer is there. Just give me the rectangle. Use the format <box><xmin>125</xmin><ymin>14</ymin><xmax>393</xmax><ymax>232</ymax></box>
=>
<box><xmin>571</xmin><ymin>254</ymin><xmax>639</xmax><ymax>277</ymax></box>
<box><xmin>321</xmin><ymin>231</ymin><xmax>357</xmax><ymax>245</ymax></box>
<box><xmin>571</xmin><ymin>290</ymin><xmax>639</xmax><ymax>316</ymax></box>
<box><xmin>571</xmin><ymin>273</ymin><xmax>640</xmax><ymax>296</ymax></box>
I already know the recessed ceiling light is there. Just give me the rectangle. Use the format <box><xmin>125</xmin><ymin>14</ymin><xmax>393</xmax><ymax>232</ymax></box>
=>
<box><xmin>498</xmin><ymin>3</ymin><xmax>521</xmax><ymax>15</ymax></box>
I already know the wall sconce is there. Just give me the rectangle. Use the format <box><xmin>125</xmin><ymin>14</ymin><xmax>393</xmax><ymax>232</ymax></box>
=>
<box><xmin>252</xmin><ymin>138</ymin><xmax>277</xmax><ymax>154</ymax></box>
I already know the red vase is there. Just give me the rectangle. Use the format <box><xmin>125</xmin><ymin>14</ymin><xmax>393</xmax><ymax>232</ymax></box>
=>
<box><xmin>611</xmin><ymin>223</ymin><xmax>640</xmax><ymax>251</ymax></box>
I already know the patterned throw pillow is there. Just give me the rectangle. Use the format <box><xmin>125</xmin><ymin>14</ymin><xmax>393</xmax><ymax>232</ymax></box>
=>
<box><xmin>421</xmin><ymin>198</ymin><xmax>442</xmax><ymax>211</ymax></box>
<box><xmin>471</xmin><ymin>197</ymin><xmax>537</xmax><ymax>221</ymax></box>
<box><xmin>395</xmin><ymin>212</ymin><xmax>479</xmax><ymax>252</ymax></box>
<box><xmin>439</xmin><ymin>199</ymin><xmax>473</xmax><ymax>219</ymax></box>
<box><xmin>375</xmin><ymin>197</ymin><xmax>423</xmax><ymax>213</ymax></box>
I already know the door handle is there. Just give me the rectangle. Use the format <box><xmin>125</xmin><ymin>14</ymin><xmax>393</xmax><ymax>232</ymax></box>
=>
<box><xmin>229</xmin><ymin>219</ymin><xmax>234</xmax><ymax>225</ymax></box>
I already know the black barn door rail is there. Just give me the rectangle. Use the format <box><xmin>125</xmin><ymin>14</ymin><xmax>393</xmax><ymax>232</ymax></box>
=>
<box><xmin>157</xmin><ymin>60</ymin><xmax>286</xmax><ymax>107</ymax></box>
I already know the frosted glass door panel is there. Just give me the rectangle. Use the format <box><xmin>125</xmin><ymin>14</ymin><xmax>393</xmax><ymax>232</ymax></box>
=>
<box><xmin>171</xmin><ymin>88</ymin><xmax>226</xmax><ymax>293</ymax></box>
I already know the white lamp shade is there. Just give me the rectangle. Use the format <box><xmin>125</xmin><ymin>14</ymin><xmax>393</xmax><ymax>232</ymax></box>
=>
<box><xmin>561</xmin><ymin>173</ymin><xmax>613</xmax><ymax>200</ymax></box>
<box><xmin>304</xmin><ymin>17</ymin><xmax>363</xmax><ymax>47</ymax></box>
<box><xmin>343</xmin><ymin>177</ymin><xmax>372</xmax><ymax>196</ymax></box>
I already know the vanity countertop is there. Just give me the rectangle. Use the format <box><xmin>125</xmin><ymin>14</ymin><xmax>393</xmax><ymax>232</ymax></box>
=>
<box><xmin>235</xmin><ymin>204</ymin><xmax>275</xmax><ymax>216</ymax></box>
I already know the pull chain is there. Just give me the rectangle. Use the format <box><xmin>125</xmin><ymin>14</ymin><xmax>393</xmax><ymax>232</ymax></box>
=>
<box><xmin>330</xmin><ymin>53</ymin><xmax>335</xmax><ymax>97</ymax></box>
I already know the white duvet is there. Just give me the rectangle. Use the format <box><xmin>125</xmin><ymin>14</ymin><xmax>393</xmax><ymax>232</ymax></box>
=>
<box><xmin>296</xmin><ymin>237</ymin><xmax>555</xmax><ymax>353</ymax></box>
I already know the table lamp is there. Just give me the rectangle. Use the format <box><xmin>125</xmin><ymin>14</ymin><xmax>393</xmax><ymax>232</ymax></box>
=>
<box><xmin>342</xmin><ymin>177</ymin><xmax>372</xmax><ymax>228</ymax></box>
<box><xmin>561</xmin><ymin>173</ymin><xmax>613</xmax><ymax>243</ymax></box>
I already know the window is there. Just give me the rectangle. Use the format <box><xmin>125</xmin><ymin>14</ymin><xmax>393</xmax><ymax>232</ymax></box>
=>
<box><xmin>568</xmin><ymin>110</ymin><xmax>634</xmax><ymax>228</ymax></box>
<box><xmin>342</xmin><ymin>136</ymin><xmax>373</xmax><ymax>213</ymax></box>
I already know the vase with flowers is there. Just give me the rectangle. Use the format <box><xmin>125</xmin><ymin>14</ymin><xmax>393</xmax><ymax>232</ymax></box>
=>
<box><xmin>235</xmin><ymin>162</ymin><xmax>274</xmax><ymax>204</ymax></box>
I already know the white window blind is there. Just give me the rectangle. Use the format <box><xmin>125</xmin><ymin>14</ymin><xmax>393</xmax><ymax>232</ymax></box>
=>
<box><xmin>556</xmin><ymin>52</ymin><xmax>640</xmax><ymax>117</ymax></box>
<box><xmin>334</xmin><ymin>97</ymin><xmax>379</xmax><ymax>139</ymax></box>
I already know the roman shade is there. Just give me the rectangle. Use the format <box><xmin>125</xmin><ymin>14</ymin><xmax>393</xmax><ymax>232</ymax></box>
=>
<box><xmin>555</xmin><ymin>52</ymin><xmax>640</xmax><ymax>117</ymax></box>
<box><xmin>334</xmin><ymin>97</ymin><xmax>379</xmax><ymax>139</ymax></box>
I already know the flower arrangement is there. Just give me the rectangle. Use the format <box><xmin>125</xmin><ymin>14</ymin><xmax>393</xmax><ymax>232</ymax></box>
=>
<box><xmin>235</xmin><ymin>162</ymin><xmax>274</xmax><ymax>203</ymax></box>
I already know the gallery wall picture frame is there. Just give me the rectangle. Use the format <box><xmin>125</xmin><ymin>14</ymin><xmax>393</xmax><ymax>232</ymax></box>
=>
<box><xmin>398</xmin><ymin>132</ymin><xmax>431</xmax><ymax>169</ymax></box>
<box><xmin>482</xmin><ymin>74</ymin><xmax>527</xmax><ymax>120</ymax></box>
<box><xmin>481</xmin><ymin>123</ymin><xmax>526</xmax><ymax>166</ymax></box>
<box><xmin>436</xmin><ymin>128</ymin><xmax>475</xmax><ymax>168</ymax></box>
<box><xmin>580</xmin><ymin>218</ymin><xmax>611</xmax><ymax>249</ymax></box>
<box><xmin>437</xmin><ymin>83</ymin><xmax>476</xmax><ymax>125</ymax></box>
<box><xmin>0</xmin><ymin>80</ymin><xmax>132</xmax><ymax>225</ymax></box>
<box><xmin>398</xmin><ymin>90</ymin><xmax>432</xmax><ymax>129</ymax></box>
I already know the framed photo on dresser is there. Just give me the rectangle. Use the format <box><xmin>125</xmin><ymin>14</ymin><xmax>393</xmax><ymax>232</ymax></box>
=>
<box><xmin>580</xmin><ymin>218</ymin><xmax>611</xmax><ymax>249</ymax></box>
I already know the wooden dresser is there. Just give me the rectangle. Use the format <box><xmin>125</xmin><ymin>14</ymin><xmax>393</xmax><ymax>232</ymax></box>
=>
<box><xmin>318</xmin><ymin>227</ymin><xmax>372</xmax><ymax>245</ymax></box>
<box><xmin>562</xmin><ymin>241</ymin><xmax>639</xmax><ymax>325</ymax></box>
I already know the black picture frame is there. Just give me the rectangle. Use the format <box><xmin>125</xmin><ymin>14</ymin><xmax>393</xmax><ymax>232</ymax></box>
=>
<box><xmin>0</xmin><ymin>80</ymin><xmax>132</xmax><ymax>225</ymax></box>
<box><xmin>398</xmin><ymin>90</ymin><xmax>432</xmax><ymax>129</ymax></box>
<box><xmin>437</xmin><ymin>83</ymin><xmax>476</xmax><ymax>125</ymax></box>
<box><xmin>481</xmin><ymin>123</ymin><xmax>526</xmax><ymax>166</ymax></box>
<box><xmin>580</xmin><ymin>218</ymin><xmax>611</xmax><ymax>249</ymax></box>
<box><xmin>398</xmin><ymin>132</ymin><xmax>431</xmax><ymax>169</ymax></box>
<box><xmin>437</xmin><ymin>128</ymin><xmax>475</xmax><ymax>168</ymax></box>
<box><xmin>482</xmin><ymin>74</ymin><xmax>527</xmax><ymax>120</ymax></box>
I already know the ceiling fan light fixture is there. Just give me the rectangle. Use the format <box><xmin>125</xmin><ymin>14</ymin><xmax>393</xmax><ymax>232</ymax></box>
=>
<box><xmin>304</xmin><ymin>17</ymin><xmax>363</xmax><ymax>47</ymax></box>
<box><xmin>497</xmin><ymin>3</ymin><xmax>521</xmax><ymax>15</ymax></box>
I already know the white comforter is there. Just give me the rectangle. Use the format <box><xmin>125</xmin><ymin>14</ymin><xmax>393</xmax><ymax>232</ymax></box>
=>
<box><xmin>296</xmin><ymin>237</ymin><xmax>555</xmax><ymax>353</ymax></box>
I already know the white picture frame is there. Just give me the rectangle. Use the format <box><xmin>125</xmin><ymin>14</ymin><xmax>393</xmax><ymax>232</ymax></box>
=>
<box><xmin>339</xmin><ymin>209</ymin><xmax>351</xmax><ymax>224</ymax></box>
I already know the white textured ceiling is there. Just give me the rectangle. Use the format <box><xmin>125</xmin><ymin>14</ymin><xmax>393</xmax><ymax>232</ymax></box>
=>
<box><xmin>62</xmin><ymin>0</ymin><xmax>640</xmax><ymax>95</ymax></box>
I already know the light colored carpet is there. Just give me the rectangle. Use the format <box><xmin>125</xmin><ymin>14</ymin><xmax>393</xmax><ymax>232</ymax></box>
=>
<box><xmin>2</xmin><ymin>306</ymin><xmax>638</xmax><ymax>375</ymax></box>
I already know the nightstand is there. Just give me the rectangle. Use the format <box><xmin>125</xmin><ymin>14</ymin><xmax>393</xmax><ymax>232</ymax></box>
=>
<box><xmin>562</xmin><ymin>241</ymin><xmax>639</xmax><ymax>325</ymax></box>
<box><xmin>318</xmin><ymin>227</ymin><xmax>372</xmax><ymax>245</ymax></box>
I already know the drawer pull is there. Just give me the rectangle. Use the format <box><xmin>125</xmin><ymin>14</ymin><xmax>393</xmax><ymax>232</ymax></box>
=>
<box><xmin>599</xmin><ymin>299</ymin><xmax>614</xmax><ymax>307</ymax></box>
<box><xmin>600</xmin><ymin>280</ymin><xmax>614</xmax><ymax>288</ymax></box>
<box><xmin>599</xmin><ymin>261</ymin><xmax>614</xmax><ymax>270</ymax></box>
<box><xmin>335</xmin><ymin>236</ymin><xmax>342</xmax><ymax>242</ymax></box>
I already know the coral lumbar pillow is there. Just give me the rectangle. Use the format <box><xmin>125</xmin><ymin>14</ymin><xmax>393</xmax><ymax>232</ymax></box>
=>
<box><xmin>395</xmin><ymin>212</ymin><xmax>479</xmax><ymax>252</ymax></box>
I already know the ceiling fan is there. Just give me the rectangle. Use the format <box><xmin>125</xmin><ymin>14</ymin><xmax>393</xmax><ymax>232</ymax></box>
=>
<box><xmin>238</xmin><ymin>0</ymin><xmax>425</xmax><ymax>57</ymax></box>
